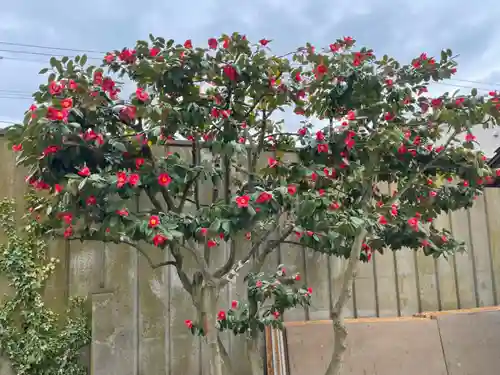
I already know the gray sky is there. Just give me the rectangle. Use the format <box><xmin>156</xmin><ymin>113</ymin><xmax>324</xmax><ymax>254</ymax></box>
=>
<box><xmin>2</xmin><ymin>0</ymin><xmax>500</xmax><ymax>144</ymax></box>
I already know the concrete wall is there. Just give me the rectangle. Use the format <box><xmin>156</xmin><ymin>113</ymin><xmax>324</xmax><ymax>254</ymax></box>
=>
<box><xmin>279</xmin><ymin>307</ymin><xmax>500</xmax><ymax>375</ymax></box>
<box><xmin>0</xmin><ymin>136</ymin><xmax>499</xmax><ymax>375</ymax></box>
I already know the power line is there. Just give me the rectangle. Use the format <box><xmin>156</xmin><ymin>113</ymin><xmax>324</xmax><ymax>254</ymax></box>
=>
<box><xmin>0</xmin><ymin>48</ymin><xmax>102</xmax><ymax>61</ymax></box>
<box><xmin>449</xmin><ymin>78</ymin><xmax>500</xmax><ymax>88</ymax></box>
<box><xmin>0</xmin><ymin>41</ymin><xmax>107</xmax><ymax>55</ymax></box>
<box><xmin>0</xmin><ymin>56</ymin><xmax>47</xmax><ymax>64</ymax></box>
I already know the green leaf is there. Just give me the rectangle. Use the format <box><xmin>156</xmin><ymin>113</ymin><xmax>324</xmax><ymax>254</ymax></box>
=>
<box><xmin>80</xmin><ymin>54</ymin><xmax>88</xmax><ymax>66</ymax></box>
<box><xmin>471</xmin><ymin>88</ymin><xmax>478</xmax><ymax>96</ymax></box>
<box><xmin>210</xmin><ymin>219</ymin><xmax>221</xmax><ymax>232</ymax></box>
<box><xmin>38</xmin><ymin>68</ymin><xmax>49</xmax><ymax>74</ymax></box>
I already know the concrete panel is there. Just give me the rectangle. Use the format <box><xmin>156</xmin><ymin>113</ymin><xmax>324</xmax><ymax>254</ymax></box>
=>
<box><xmin>285</xmin><ymin>319</ymin><xmax>447</xmax><ymax>375</ymax></box>
<box><xmin>437</xmin><ymin>310</ymin><xmax>500</xmax><ymax>375</ymax></box>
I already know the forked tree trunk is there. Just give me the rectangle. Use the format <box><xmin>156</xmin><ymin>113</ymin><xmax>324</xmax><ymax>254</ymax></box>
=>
<box><xmin>324</xmin><ymin>228</ymin><xmax>367</xmax><ymax>375</ymax></box>
<box><xmin>202</xmin><ymin>285</ymin><xmax>225</xmax><ymax>375</ymax></box>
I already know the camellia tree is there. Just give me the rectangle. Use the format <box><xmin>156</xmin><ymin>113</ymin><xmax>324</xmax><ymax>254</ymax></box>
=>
<box><xmin>7</xmin><ymin>32</ymin><xmax>500</xmax><ymax>375</ymax></box>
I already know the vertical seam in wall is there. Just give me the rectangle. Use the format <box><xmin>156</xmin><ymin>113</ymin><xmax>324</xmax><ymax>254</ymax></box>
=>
<box><xmin>327</xmin><ymin>256</ymin><xmax>334</xmax><ymax>319</ymax></box>
<box><xmin>413</xmin><ymin>251</ymin><xmax>422</xmax><ymax>313</ymax></box>
<box><xmin>434</xmin><ymin>258</ymin><xmax>442</xmax><ymax>311</ymax></box>
<box><xmin>483</xmin><ymin>191</ymin><xmax>498</xmax><ymax>305</ymax></box>
<box><xmin>448</xmin><ymin>212</ymin><xmax>461</xmax><ymax>309</ymax></box>
<box><xmin>392</xmin><ymin>251</ymin><xmax>402</xmax><ymax>316</ymax></box>
<box><xmin>466</xmin><ymin>208</ymin><xmax>481</xmax><ymax>307</ymax></box>
<box><xmin>301</xmin><ymin>246</ymin><xmax>310</xmax><ymax>321</ymax></box>
<box><xmin>133</xmin><ymin>196</ymin><xmax>140</xmax><ymax>375</ymax></box>
<box><xmin>372</xmin><ymin>252</ymin><xmax>380</xmax><ymax>317</ymax></box>
<box><xmin>352</xmin><ymin>277</ymin><xmax>358</xmax><ymax>318</ymax></box>
<box><xmin>64</xmin><ymin>240</ymin><xmax>71</xmax><ymax>302</ymax></box>
<box><xmin>436</xmin><ymin>319</ymin><xmax>451</xmax><ymax>375</ymax></box>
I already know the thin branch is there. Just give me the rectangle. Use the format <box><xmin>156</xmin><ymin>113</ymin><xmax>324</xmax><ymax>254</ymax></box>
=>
<box><xmin>182</xmin><ymin>239</ymin><xmax>213</xmax><ymax>283</ymax></box>
<box><xmin>144</xmin><ymin>187</ymin><xmax>166</xmax><ymax>212</ymax></box>
<box><xmin>214</xmin><ymin>211</ymin><xmax>286</xmax><ymax>280</ymax></box>
<box><xmin>252</xmin><ymin>225</ymin><xmax>294</xmax><ymax>273</ymax></box>
<box><xmin>168</xmin><ymin>243</ymin><xmax>194</xmax><ymax>296</ymax></box>
<box><xmin>119</xmin><ymin>236</ymin><xmax>177</xmax><ymax>270</ymax></box>
<box><xmin>177</xmin><ymin>171</ymin><xmax>203</xmax><ymax>213</ymax></box>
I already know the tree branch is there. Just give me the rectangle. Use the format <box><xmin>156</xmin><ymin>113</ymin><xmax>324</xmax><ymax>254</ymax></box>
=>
<box><xmin>119</xmin><ymin>236</ymin><xmax>178</xmax><ymax>270</ymax></box>
<box><xmin>144</xmin><ymin>187</ymin><xmax>166</xmax><ymax>213</ymax></box>
<box><xmin>214</xmin><ymin>211</ymin><xmax>287</xmax><ymax>280</ymax></box>
<box><xmin>252</xmin><ymin>225</ymin><xmax>294</xmax><ymax>273</ymax></box>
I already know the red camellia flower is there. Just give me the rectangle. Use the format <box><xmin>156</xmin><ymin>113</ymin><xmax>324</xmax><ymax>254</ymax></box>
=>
<box><xmin>384</xmin><ymin>112</ymin><xmax>395</xmax><ymax>121</ymax></box>
<box><xmin>298</xmin><ymin>127</ymin><xmax>307</xmax><ymax>136</ymax></box>
<box><xmin>184</xmin><ymin>39</ymin><xmax>193</xmax><ymax>49</ymax></box>
<box><xmin>105</xmin><ymin>53</ymin><xmax>115</xmax><ymax>63</ymax></box>
<box><xmin>407</xmin><ymin>217</ymin><xmax>418</xmax><ymax>229</ymax></box>
<box><xmin>153</xmin><ymin>234</ymin><xmax>167</xmax><ymax>247</ymax></box>
<box><xmin>306</xmin><ymin>287</ymin><xmax>313</xmax><ymax>295</ymax></box>
<box><xmin>135</xmin><ymin>158</ymin><xmax>145</xmax><ymax>169</ymax></box>
<box><xmin>256</xmin><ymin>191</ymin><xmax>273</xmax><ymax>203</ymax></box>
<box><xmin>86</xmin><ymin>196</ymin><xmax>97</xmax><ymax>206</ymax></box>
<box><xmin>61</xmin><ymin>98</ymin><xmax>73</xmax><ymax>109</ymax></box>
<box><xmin>207</xmin><ymin>240</ymin><xmax>217</xmax><ymax>248</ymax></box>
<box><xmin>158</xmin><ymin>173</ymin><xmax>172</xmax><ymax>186</ymax></box>
<box><xmin>54</xmin><ymin>184</ymin><xmax>63</xmax><ymax>194</ymax></box>
<box><xmin>317</xmin><ymin>144</ymin><xmax>329</xmax><ymax>153</ymax></box>
<box><xmin>60</xmin><ymin>212</ymin><xmax>73</xmax><ymax>225</ymax></box>
<box><xmin>465</xmin><ymin>132</ymin><xmax>476</xmax><ymax>142</ymax></box>
<box><xmin>136</xmin><ymin>88</ymin><xmax>149</xmax><ymax>102</ymax></box>
<box><xmin>294</xmin><ymin>71</ymin><xmax>301</xmax><ymax>82</ymax></box>
<box><xmin>117</xmin><ymin>171</ymin><xmax>127</xmax><ymax>188</ymax></box>
<box><xmin>223</xmin><ymin>65</ymin><xmax>238</xmax><ymax>81</ymax></box>
<box><xmin>329</xmin><ymin>202</ymin><xmax>340</xmax><ymax>210</ymax></box>
<box><xmin>64</xmin><ymin>226</ymin><xmax>73</xmax><ymax>238</ymax></box>
<box><xmin>128</xmin><ymin>173</ymin><xmax>140</xmax><ymax>186</ymax></box>
<box><xmin>316</xmin><ymin>131</ymin><xmax>325</xmax><ymax>141</ymax></box>
<box><xmin>287</xmin><ymin>184</ymin><xmax>297</xmax><ymax>195</ymax></box>
<box><xmin>185</xmin><ymin>319</ymin><xmax>193</xmax><ymax>329</ymax></box>
<box><xmin>148</xmin><ymin>215</ymin><xmax>160</xmax><ymax>228</ymax></box>
<box><xmin>294</xmin><ymin>274</ymin><xmax>301</xmax><ymax>281</ymax></box>
<box><xmin>78</xmin><ymin>166</ymin><xmax>90</xmax><ymax>177</ymax></box>
<box><xmin>379</xmin><ymin>215</ymin><xmax>388</xmax><ymax>225</ymax></box>
<box><xmin>116</xmin><ymin>209</ymin><xmax>129</xmax><ymax>217</ymax></box>
<box><xmin>217</xmin><ymin>311</ymin><xmax>226</xmax><ymax>320</ymax></box>
<box><xmin>12</xmin><ymin>144</ymin><xmax>22</xmax><ymax>152</ymax></box>
<box><xmin>208</xmin><ymin>38</ymin><xmax>218</xmax><ymax>49</ymax></box>
<box><xmin>316</xmin><ymin>64</ymin><xmax>328</xmax><ymax>76</ymax></box>
<box><xmin>49</xmin><ymin>81</ymin><xmax>63</xmax><ymax>95</ymax></box>
<box><xmin>235</xmin><ymin>195</ymin><xmax>250</xmax><ymax>208</ymax></box>
<box><xmin>346</xmin><ymin>111</ymin><xmax>356</xmax><ymax>121</ymax></box>
<box><xmin>231</xmin><ymin>300</ymin><xmax>238</xmax><ymax>309</ymax></box>
<box><xmin>256</xmin><ymin>280</ymin><xmax>263</xmax><ymax>288</ymax></box>
<box><xmin>259</xmin><ymin>39</ymin><xmax>270</xmax><ymax>46</ymax></box>
<box><xmin>268</xmin><ymin>157</ymin><xmax>278</xmax><ymax>167</ymax></box>
<box><xmin>150</xmin><ymin>47</ymin><xmax>160</xmax><ymax>57</ymax></box>
<box><xmin>222</xmin><ymin>38</ymin><xmax>230</xmax><ymax>49</ymax></box>
<box><xmin>245</xmin><ymin>232</ymin><xmax>251</xmax><ymax>240</ymax></box>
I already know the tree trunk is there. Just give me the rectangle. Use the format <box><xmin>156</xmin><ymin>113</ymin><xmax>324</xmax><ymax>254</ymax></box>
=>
<box><xmin>247</xmin><ymin>335</ymin><xmax>264</xmax><ymax>375</ymax></box>
<box><xmin>202</xmin><ymin>285</ymin><xmax>225</xmax><ymax>375</ymax></box>
<box><xmin>324</xmin><ymin>227</ymin><xmax>367</xmax><ymax>375</ymax></box>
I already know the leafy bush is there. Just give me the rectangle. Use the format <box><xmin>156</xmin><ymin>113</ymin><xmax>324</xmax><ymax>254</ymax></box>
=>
<box><xmin>0</xmin><ymin>195</ymin><xmax>90</xmax><ymax>375</ymax></box>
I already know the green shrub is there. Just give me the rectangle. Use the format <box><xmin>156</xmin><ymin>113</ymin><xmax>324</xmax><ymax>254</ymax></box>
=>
<box><xmin>0</xmin><ymin>195</ymin><xmax>90</xmax><ymax>375</ymax></box>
